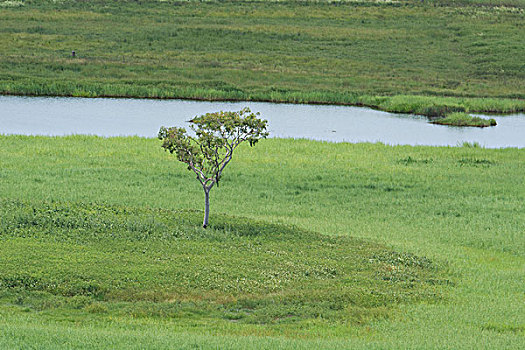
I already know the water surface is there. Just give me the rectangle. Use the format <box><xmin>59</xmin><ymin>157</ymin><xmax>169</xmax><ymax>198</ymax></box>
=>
<box><xmin>1</xmin><ymin>96</ymin><xmax>524</xmax><ymax>148</ymax></box>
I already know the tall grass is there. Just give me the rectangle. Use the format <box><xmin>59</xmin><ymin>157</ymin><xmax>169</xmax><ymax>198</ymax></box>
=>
<box><xmin>0</xmin><ymin>136</ymin><xmax>523</xmax><ymax>348</ymax></box>
<box><xmin>1</xmin><ymin>81</ymin><xmax>523</xmax><ymax>115</ymax></box>
<box><xmin>0</xmin><ymin>0</ymin><xmax>523</xmax><ymax>113</ymax></box>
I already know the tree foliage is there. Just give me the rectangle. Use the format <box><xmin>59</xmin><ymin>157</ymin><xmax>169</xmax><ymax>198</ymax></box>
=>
<box><xmin>158</xmin><ymin>108</ymin><xmax>268</xmax><ymax>227</ymax></box>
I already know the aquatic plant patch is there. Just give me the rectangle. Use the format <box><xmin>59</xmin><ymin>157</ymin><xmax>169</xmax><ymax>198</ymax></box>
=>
<box><xmin>431</xmin><ymin>112</ymin><xmax>497</xmax><ymax>127</ymax></box>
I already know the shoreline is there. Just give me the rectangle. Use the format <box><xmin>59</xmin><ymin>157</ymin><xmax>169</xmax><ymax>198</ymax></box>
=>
<box><xmin>1</xmin><ymin>90</ymin><xmax>524</xmax><ymax>117</ymax></box>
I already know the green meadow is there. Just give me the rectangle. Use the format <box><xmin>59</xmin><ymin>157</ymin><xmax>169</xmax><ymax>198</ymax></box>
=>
<box><xmin>0</xmin><ymin>0</ymin><xmax>524</xmax><ymax>114</ymax></box>
<box><xmin>0</xmin><ymin>136</ymin><xmax>523</xmax><ymax>348</ymax></box>
<box><xmin>1</xmin><ymin>0</ymin><xmax>524</xmax><ymax>348</ymax></box>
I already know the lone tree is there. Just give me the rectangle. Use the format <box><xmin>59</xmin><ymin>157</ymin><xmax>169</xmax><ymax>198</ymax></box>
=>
<box><xmin>158</xmin><ymin>108</ymin><xmax>268</xmax><ymax>228</ymax></box>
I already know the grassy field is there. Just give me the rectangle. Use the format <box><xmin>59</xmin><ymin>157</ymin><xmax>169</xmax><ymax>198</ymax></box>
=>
<box><xmin>0</xmin><ymin>135</ymin><xmax>523</xmax><ymax>348</ymax></box>
<box><xmin>0</xmin><ymin>0</ymin><xmax>524</xmax><ymax>114</ymax></box>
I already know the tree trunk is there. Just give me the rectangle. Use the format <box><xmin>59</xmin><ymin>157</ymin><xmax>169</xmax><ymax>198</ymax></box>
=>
<box><xmin>203</xmin><ymin>189</ymin><xmax>210</xmax><ymax>228</ymax></box>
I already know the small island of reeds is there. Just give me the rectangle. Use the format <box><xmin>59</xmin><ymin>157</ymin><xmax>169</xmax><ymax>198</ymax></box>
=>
<box><xmin>431</xmin><ymin>113</ymin><xmax>497</xmax><ymax>128</ymax></box>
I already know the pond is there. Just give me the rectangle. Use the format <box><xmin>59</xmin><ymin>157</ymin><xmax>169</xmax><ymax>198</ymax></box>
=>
<box><xmin>1</xmin><ymin>95</ymin><xmax>524</xmax><ymax>148</ymax></box>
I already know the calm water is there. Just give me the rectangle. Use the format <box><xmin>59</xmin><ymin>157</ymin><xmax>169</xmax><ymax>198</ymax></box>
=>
<box><xmin>1</xmin><ymin>96</ymin><xmax>524</xmax><ymax>148</ymax></box>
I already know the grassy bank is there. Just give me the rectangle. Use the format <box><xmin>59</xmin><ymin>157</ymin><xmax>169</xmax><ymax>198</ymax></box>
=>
<box><xmin>0</xmin><ymin>0</ymin><xmax>524</xmax><ymax>114</ymax></box>
<box><xmin>0</xmin><ymin>136</ymin><xmax>523</xmax><ymax>348</ymax></box>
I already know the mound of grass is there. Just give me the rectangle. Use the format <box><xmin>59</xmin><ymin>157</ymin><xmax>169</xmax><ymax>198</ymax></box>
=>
<box><xmin>431</xmin><ymin>112</ymin><xmax>497</xmax><ymax>127</ymax></box>
<box><xmin>0</xmin><ymin>199</ymin><xmax>449</xmax><ymax>332</ymax></box>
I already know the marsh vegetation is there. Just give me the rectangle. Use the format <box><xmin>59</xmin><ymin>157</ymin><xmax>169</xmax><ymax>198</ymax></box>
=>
<box><xmin>0</xmin><ymin>0</ymin><xmax>523</xmax><ymax>114</ymax></box>
<box><xmin>0</xmin><ymin>136</ymin><xmax>523</xmax><ymax>348</ymax></box>
<box><xmin>431</xmin><ymin>112</ymin><xmax>497</xmax><ymax>127</ymax></box>
<box><xmin>1</xmin><ymin>0</ymin><xmax>524</xmax><ymax>348</ymax></box>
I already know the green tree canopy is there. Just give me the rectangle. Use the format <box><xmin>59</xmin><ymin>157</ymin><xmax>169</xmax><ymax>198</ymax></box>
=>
<box><xmin>159</xmin><ymin>108</ymin><xmax>268</xmax><ymax>228</ymax></box>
